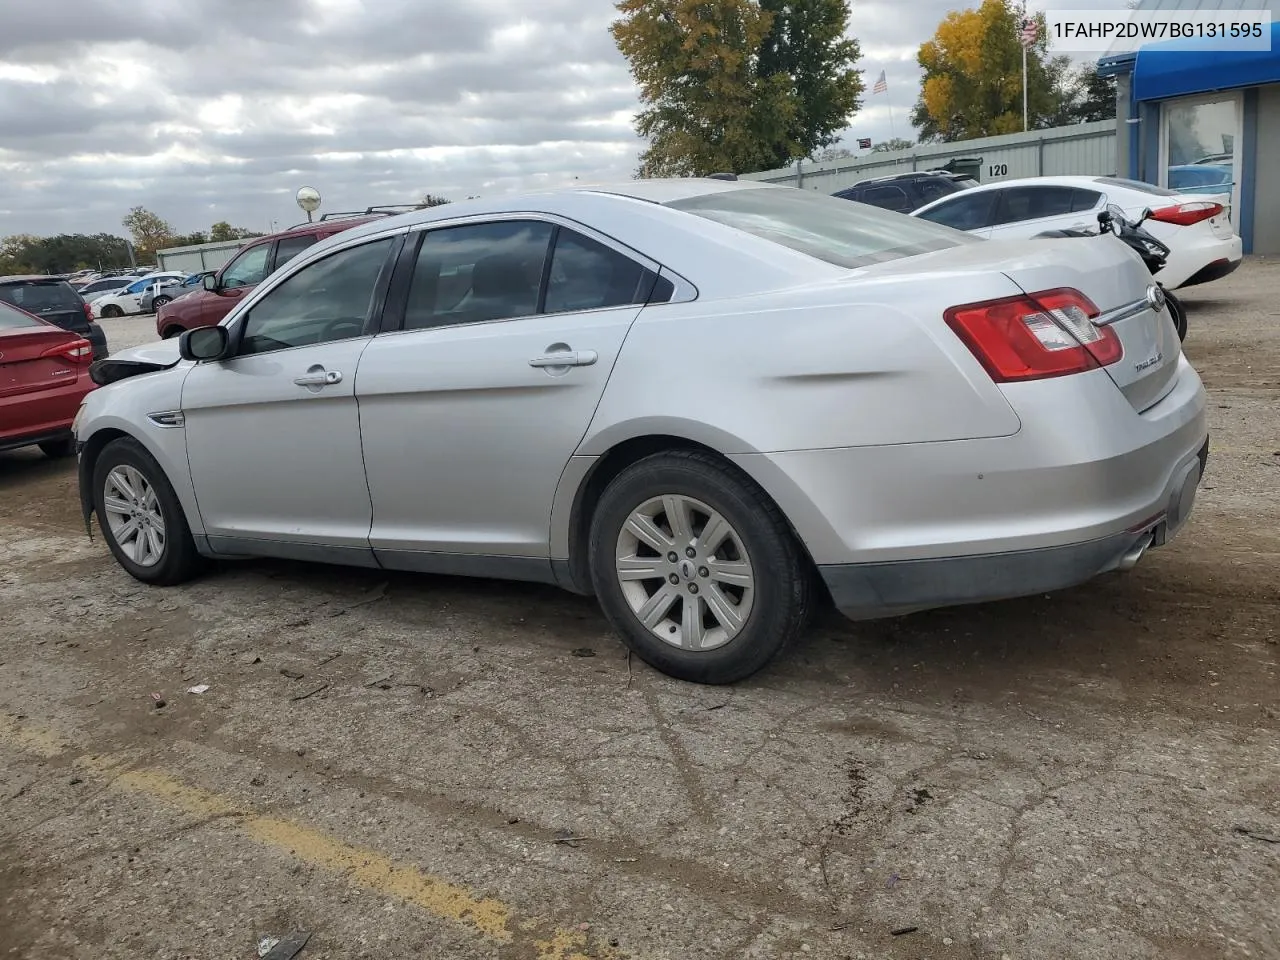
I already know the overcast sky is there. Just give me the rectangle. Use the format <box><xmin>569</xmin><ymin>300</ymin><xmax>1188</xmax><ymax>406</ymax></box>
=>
<box><xmin>1</xmin><ymin>0</ymin><xmax>1130</xmax><ymax>238</ymax></box>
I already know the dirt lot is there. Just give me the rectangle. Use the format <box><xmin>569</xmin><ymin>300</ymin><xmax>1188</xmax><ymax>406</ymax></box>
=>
<box><xmin>2</xmin><ymin>265</ymin><xmax>1278</xmax><ymax>960</ymax></box>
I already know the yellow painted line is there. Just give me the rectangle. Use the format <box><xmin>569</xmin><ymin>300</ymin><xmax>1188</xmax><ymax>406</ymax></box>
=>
<box><xmin>2</xmin><ymin>720</ymin><xmax>623</xmax><ymax>960</ymax></box>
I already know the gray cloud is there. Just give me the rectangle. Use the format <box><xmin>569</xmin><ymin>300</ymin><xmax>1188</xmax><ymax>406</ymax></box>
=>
<box><xmin>1</xmin><ymin>0</ymin><xmax>1125</xmax><ymax>237</ymax></box>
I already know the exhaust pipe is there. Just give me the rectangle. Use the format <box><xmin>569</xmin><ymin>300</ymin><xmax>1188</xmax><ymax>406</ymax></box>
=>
<box><xmin>1117</xmin><ymin>533</ymin><xmax>1154</xmax><ymax>571</ymax></box>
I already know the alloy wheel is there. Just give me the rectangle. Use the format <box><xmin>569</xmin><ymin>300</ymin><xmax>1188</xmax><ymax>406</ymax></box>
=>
<box><xmin>103</xmin><ymin>465</ymin><xmax>166</xmax><ymax>567</ymax></box>
<box><xmin>614</xmin><ymin>494</ymin><xmax>755</xmax><ymax>651</ymax></box>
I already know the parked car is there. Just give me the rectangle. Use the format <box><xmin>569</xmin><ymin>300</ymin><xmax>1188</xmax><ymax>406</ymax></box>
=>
<box><xmin>75</xmin><ymin>180</ymin><xmax>1207</xmax><ymax>685</ymax></box>
<box><xmin>155</xmin><ymin>214</ymin><xmax>395</xmax><ymax>339</ymax></box>
<box><xmin>0</xmin><ymin>276</ymin><xmax>108</xmax><ymax>361</ymax></box>
<box><xmin>832</xmin><ymin>171</ymin><xmax>977</xmax><ymax>214</ymax></box>
<box><xmin>140</xmin><ymin>272</ymin><xmax>212</xmax><ymax>314</ymax></box>
<box><xmin>76</xmin><ymin>274</ymin><xmax>141</xmax><ymax>299</ymax></box>
<box><xmin>0</xmin><ymin>298</ymin><xmax>96</xmax><ymax>458</ymax></box>
<box><xmin>91</xmin><ymin>272</ymin><xmax>188</xmax><ymax>318</ymax></box>
<box><xmin>911</xmin><ymin>175</ymin><xmax>1241</xmax><ymax>289</ymax></box>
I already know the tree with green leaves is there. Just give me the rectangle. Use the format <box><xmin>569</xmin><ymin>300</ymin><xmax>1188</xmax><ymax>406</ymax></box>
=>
<box><xmin>912</xmin><ymin>0</ymin><xmax>1066</xmax><ymax>142</ymax></box>
<box><xmin>122</xmin><ymin>206</ymin><xmax>175</xmax><ymax>261</ymax></box>
<box><xmin>755</xmin><ymin>0</ymin><xmax>863</xmax><ymax>167</ymax></box>
<box><xmin>0</xmin><ymin>233</ymin><xmax>132</xmax><ymax>274</ymax></box>
<box><xmin>872</xmin><ymin>137</ymin><xmax>915</xmax><ymax>153</ymax></box>
<box><xmin>612</xmin><ymin>0</ymin><xmax>862</xmax><ymax>176</ymax></box>
<box><xmin>417</xmin><ymin>194</ymin><xmax>450</xmax><ymax>208</ymax></box>
<box><xmin>210</xmin><ymin>221</ymin><xmax>262</xmax><ymax>242</ymax></box>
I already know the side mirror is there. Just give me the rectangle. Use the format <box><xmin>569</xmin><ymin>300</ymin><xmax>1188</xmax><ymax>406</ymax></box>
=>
<box><xmin>179</xmin><ymin>325</ymin><xmax>230</xmax><ymax>362</ymax></box>
<box><xmin>202</xmin><ymin>274</ymin><xmax>219</xmax><ymax>292</ymax></box>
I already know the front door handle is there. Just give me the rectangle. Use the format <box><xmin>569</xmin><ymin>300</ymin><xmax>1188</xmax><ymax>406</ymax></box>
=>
<box><xmin>529</xmin><ymin>350</ymin><xmax>597</xmax><ymax>369</ymax></box>
<box><xmin>294</xmin><ymin>367</ymin><xmax>343</xmax><ymax>387</ymax></box>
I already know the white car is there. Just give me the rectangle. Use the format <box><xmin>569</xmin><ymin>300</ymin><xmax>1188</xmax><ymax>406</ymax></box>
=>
<box><xmin>911</xmin><ymin>176</ymin><xmax>1241</xmax><ymax>290</ymax></box>
<box><xmin>90</xmin><ymin>272</ymin><xmax>188</xmax><ymax>318</ymax></box>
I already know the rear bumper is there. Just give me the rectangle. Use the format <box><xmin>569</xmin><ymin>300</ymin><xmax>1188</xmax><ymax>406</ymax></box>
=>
<box><xmin>820</xmin><ymin>439</ymin><xmax>1207</xmax><ymax>619</ymax></box>
<box><xmin>1181</xmin><ymin>255</ymin><xmax>1241</xmax><ymax>288</ymax></box>
<box><xmin>0</xmin><ymin>377</ymin><xmax>93</xmax><ymax>451</ymax></box>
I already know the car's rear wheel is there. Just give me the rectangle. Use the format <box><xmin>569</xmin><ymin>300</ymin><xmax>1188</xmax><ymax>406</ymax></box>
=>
<box><xmin>38</xmin><ymin>437</ymin><xmax>76</xmax><ymax>459</ymax></box>
<box><xmin>93</xmin><ymin>437</ymin><xmax>203</xmax><ymax>585</ymax></box>
<box><xmin>101</xmin><ymin>304</ymin><xmax>123</xmax><ymax>318</ymax></box>
<box><xmin>588</xmin><ymin>450</ymin><xmax>813</xmax><ymax>684</ymax></box>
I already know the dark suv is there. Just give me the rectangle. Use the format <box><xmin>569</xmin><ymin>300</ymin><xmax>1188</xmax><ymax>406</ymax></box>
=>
<box><xmin>155</xmin><ymin>206</ymin><xmax>419</xmax><ymax>339</ymax></box>
<box><xmin>0</xmin><ymin>276</ymin><xmax>107</xmax><ymax>361</ymax></box>
<box><xmin>832</xmin><ymin>171</ymin><xmax>977</xmax><ymax>214</ymax></box>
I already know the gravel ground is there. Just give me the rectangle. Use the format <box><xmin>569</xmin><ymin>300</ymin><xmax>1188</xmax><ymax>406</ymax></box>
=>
<box><xmin>2</xmin><ymin>264</ymin><xmax>1277</xmax><ymax>960</ymax></box>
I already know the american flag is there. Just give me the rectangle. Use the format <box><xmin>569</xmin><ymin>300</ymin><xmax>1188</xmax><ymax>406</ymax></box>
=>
<box><xmin>857</xmin><ymin>137</ymin><xmax>872</xmax><ymax>149</ymax></box>
<box><xmin>872</xmin><ymin>70</ymin><xmax>887</xmax><ymax>95</ymax></box>
<box><xmin>1019</xmin><ymin>17</ymin><xmax>1038</xmax><ymax>47</ymax></box>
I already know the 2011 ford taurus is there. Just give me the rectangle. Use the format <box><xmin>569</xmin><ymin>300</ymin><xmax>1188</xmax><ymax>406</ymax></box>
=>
<box><xmin>73</xmin><ymin>179</ymin><xmax>1208</xmax><ymax>684</ymax></box>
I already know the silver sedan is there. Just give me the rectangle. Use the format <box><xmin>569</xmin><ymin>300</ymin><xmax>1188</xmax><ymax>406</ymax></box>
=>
<box><xmin>74</xmin><ymin>179</ymin><xmax>1208</xmax><ymax>684</ymax></box>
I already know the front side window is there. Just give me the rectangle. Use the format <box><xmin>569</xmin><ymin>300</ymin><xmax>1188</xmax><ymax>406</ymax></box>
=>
<box><xmin>239</xmin><ymin>238</ymin><xmax>394</xmax><ymax>356</ymax></box>
<box><xmin>668</xmin><ymin>187</ymin><xmax>972</xmax><ymax>269</ymax></box>
<box><xmin>914</xmin><ymin>191</ymin><xmax>999</xmax><ymax>232</ymax></box>
<box><xmin>220</xmin><ymin>244</ymin><xmax>271</xmax><ymax>288</ymax></box>
<box><xmin>403</xmin><ymin>220</ymin><xmax>553</xmax><ymax>330</ymax></box>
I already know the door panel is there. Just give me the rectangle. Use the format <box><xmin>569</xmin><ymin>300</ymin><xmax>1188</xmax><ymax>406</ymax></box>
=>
<box><xmin>357</xmin><ymin>308</ymin><xmax>640</xmax><ymax>558</ymax></box>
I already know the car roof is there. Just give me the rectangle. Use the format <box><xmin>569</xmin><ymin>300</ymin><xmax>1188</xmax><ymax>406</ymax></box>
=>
<box><xmin>0</xmin><ymin>275</ymin><xmax>77</xmax><ymax>285</ymax></box>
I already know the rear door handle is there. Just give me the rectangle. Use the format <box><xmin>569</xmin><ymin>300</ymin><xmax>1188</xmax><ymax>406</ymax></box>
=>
<box><xmin>529</xmin><ymin>350</ymin><xmax>597</xmax><ymax>369</ymax></box>
<box><xmin>294</xmin><ymin>368</ymin><xmax>342</xmax><ymax>387</ymax></box>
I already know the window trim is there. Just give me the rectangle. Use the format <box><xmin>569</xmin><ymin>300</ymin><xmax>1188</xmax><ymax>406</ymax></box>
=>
<box><xmin>378</xmin><ymin>213</ymin><xmax>695</xmax><ymax>335</ymax></box>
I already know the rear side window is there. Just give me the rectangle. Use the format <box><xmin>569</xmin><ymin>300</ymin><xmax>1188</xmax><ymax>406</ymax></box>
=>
<box><xmin>915</xmin><ymin>191</ymin><xmax>999</xmax><ymax>231</ymax></box>
<box><xmin>667</xmin><ymin>187</ymin><xmax>971</xmax><ymax>269</ymax></box>
<box><xmin>1071</xmin><ymin>189</ymin><xmax>1103</xmax><ymax>212</ymax></box>
<box><xmin>544</xmin><ymin>230</ymin><xmax>649</xmax><ymax>314</ymax></box>
<box><xmin>0</xmin><ymin>281</ymin><xmax>83</xmax><ymax>312</ymax></box>
<box><xmin>915</xmin><ymin>178</ymin><xmax>959</xmax><ymax>205</ymax></box>
<box><xmin>1095</xmin><ymin>177</ymin><xmax>1179</xmax><ymax>197</ymax></box>
<box><xmin>860</xmin><ymin>185</ymin><xmax>911</xmax><ymax>212</ymax></box>
<box><xmin>0</xmin><ymin>300</ymin><xmax>43</xmax><ymax>329</ymax></box>
<box><xmin>992</xmin><ymin>186</ymin><xmax>1077</xmax><ymax>225</ymax></box>
<box><xmin>275</xmin><ymin>233</ymin><xmax>320</xmax><ymax>269</ymax></box>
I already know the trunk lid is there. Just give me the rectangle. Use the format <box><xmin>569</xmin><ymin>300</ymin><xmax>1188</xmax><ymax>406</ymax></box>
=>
<box><xmin>0</xmin><ymin>280</ymin><xmax>90</xmax><ymax>334</ymax></box>
<box><xmin>850</xmin><ymin>237</ymin><xmax>1180</xmax><ymax>411</ymax></box>
<box><xmin>995</xmin><ymin>238</ymin><xmax>1180</xmax><ymax>412</ymax></box>
<box><xmin>0</xmin><ymin>325</ymin><xmax>85</xmax><ymax>399</ymax></box>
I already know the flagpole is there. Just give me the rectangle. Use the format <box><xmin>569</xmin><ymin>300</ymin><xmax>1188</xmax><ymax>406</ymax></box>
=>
<box><xmin>1021</xmin><ymin>1</ymin><xmax>1029</xmax><ymax>132</ymax></box>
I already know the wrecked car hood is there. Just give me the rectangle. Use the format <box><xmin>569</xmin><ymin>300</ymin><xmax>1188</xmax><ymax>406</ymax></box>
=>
<box><xmin>89</xmin><ymin>338</ymin><xmax>186</xmax><ymax>386</ymax></box>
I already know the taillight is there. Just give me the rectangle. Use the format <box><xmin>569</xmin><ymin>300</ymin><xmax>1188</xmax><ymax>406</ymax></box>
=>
<box><xmin>83</xmin><ymin>302</ymin><xmax>93</xmax><ymax>322</ymax></box>
<box><xmin>1150</xmin><ymin>201</ymin><xmax>1223</xmax><ymax>226</ymax></box>
<box><xmin>944</xmin><ymin>287</ymin><xmax>1122</xmax><ymax>383</ymax></box>
<box><xmin>40</xmin><ymin>338</ymin><xmax>94</xmax><ymax>365</ymax></box>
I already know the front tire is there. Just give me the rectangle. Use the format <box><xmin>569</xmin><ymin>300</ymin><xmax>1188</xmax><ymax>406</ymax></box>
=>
<box><xmin>161</xmin><ymin>325</ymin><xmax>184</xmax><ymax>339</ymax></box>
<box><xmin>152</xmin><ymin>296</ymin><xmax>172</xmax><ymax>310</ymax></box>
<box><xmin>588</xmin><ymin>450</ymin><xmax>813</xmax><ymax>684</ymax></box>
<box><xmin>93</xmin><ymin>437</ymin><xmax>203</xmax><ymax>585</ymax></box>
<box><xmin>101</xmin><ymin>304</ymin><xmax>123</xmax><ymax>319</ymax></box>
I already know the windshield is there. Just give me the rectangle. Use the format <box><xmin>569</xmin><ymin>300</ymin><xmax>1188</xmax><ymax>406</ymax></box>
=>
<box><xmin>666</xmin><ymin>186</ymin><xmax>974</xmax><ymax>269</ymax></box>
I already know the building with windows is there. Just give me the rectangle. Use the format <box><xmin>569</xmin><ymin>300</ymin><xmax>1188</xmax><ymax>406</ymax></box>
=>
<box><xmin>1099</xmin><ymin>0</ymin><xmax>1280</xmax><ymax>254</ymax></box>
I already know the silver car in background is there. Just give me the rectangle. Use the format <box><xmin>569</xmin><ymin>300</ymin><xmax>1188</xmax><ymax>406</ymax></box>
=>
<box><xmin>74</xmin><ymin>180</ymin><xmax>1207</xmax><ymax>684</ymax></box>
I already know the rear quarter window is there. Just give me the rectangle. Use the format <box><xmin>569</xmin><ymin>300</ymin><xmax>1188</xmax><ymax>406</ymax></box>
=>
<box><xmin>667</xmin><ymin>187</ymin><xmax>974</xmax><ymax>269</ymax></box>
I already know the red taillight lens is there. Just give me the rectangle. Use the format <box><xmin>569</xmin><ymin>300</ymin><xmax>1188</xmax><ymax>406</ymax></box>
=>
<box><xmin>944</xmin><ymin>287</ymin><xmax>1122</xmax><ymax>383</ymax></box>
<box><xmin>1150</xmin><ymin>201</ymin><xmax>1223</xmax><ymax>226</ymax></box>
<box><xmin>83</xmin><ymin>302</ymin><xmax>93</xmax><ymax>322</ymax></box>
<box><xmin>40</xmin><ymin>338</ymin><xmax>94</xmax><ymax>365</ymax></box>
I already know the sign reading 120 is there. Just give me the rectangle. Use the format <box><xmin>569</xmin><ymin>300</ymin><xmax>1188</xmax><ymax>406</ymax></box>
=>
<box><xmin>988</xmin><ymin>163</ymin><xmax>1009</xmax><ymax>178</ymax></box>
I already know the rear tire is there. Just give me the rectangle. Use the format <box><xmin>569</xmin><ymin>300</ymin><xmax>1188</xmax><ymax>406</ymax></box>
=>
<box><xmin>101</xmin><ymin>305</ymin><xmax>123</xmax><ymax>319</ymax></box>
<box><xmin>588</xmin><ymin>450</ymin><xmax>813</xmax><ymax>684</ymax></box>
<box><xmin>38</xmin><ymin>437</ymin><xmax>76</xmax><ymax>459</ymax></box>
<box><xmin>92</xmin><ymin>437</ymin><xmax>203</xmax><ymax>585</ymax></box>
<box><xmin>1166</xmin><ymin>289</ymin><xmax>1187</xmax><ymax>341</ymax></box>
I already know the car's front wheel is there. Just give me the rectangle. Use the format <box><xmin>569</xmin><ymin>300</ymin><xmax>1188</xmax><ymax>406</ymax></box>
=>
<box><xmin>588</xmin><ymin>450</ymin><xmax>813</xmax><ymax>684</ymax></box>
<box><xmin>152</xmin><ymin>295</ymin><xmax>172</xmax><ymax>310</ymax></box>
<box><xmin>93</xmin><ymin>437</ymin><xmax>203</xmax><ymax>585</ymax></box>
<box><xmin>101</xmin><ymin>304</ymin><xmax>123</xmax><ymax>318</ymax></box>
<box><xmin>161</xmin><ymin>325</ymin><xmax>184</xmax><ymax>339</ymax></box>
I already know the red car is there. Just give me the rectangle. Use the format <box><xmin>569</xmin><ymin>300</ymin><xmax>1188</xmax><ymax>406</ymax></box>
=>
<box><xmin>154</xmin><ymin>211</ymin><xmax>403</xmax><ymax>339</ymax></box>
<box><xmin>0</xmin><ymin>299</ymin><xmax>96</xmax><ymax>458</ymax></box>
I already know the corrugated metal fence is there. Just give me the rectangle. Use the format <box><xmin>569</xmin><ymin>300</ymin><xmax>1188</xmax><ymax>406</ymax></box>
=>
<box><xmin>156</xmin><ymin>239</ymin><xmax>247</xmax><ymax>273</ymax></box>
<box><xmin>740</xmin><ymin>120</ymin><xmax>1117</xmax><ymax>192</ymax></box>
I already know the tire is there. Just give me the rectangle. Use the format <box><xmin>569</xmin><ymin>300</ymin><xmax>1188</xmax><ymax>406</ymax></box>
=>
<box><xmin>38</xmin><ymin>437</ymin><xmax>76</xmax><ymax>459</ymax></box>
<box><xmin>1165</xmin><ymin>289</ymin><xmax>1187</xmax><ymax>341</ymax></box>
<box><xmin>588</xmin><ymin>450</ymin><xmax>813</xmax><ymax>684</ymax></box>
<box><xmin>152</xmin><ymin>296</ymin><xmax>172</xmax><ymax>310</ymax></box>
<box><xmin>161</xmin><ymin>325</ymin><xmax>184</xmax><ymax>339</ymax></box>
<box><xmin>101</xmin><ymin>304</ymin><xmax>123</xmax><ymax>319</ymax></box>
<box><xmin>92</xmin><ymin>437</ymin><xmax>203</xmax><ymax>586</ymax></box>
